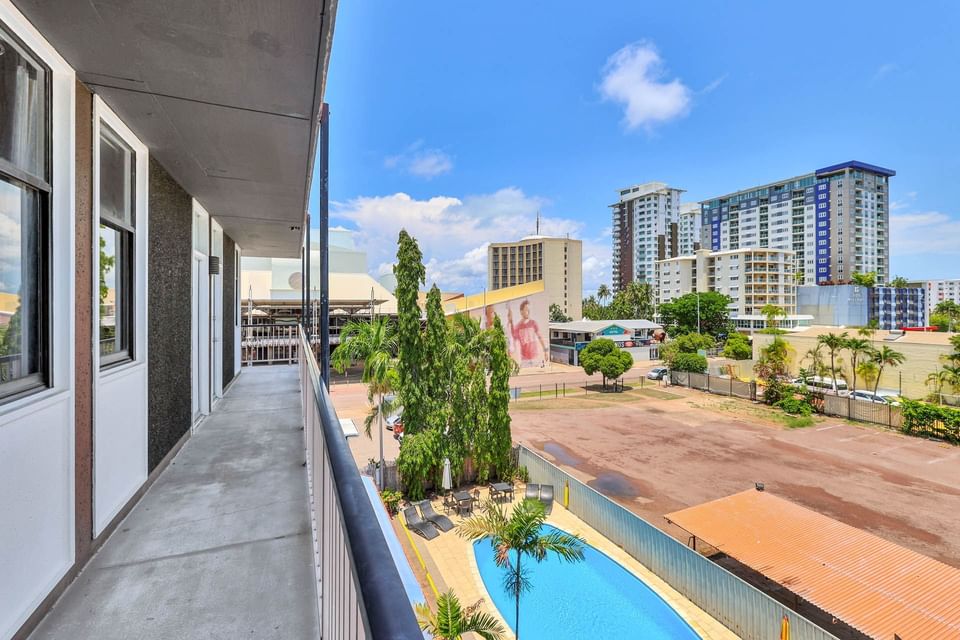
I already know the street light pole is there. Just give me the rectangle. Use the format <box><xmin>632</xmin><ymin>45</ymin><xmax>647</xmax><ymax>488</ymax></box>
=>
<box><xmin>696</xmin><ymin>291</ymin><xmax>701</xmax><ymax>334</ymax></box>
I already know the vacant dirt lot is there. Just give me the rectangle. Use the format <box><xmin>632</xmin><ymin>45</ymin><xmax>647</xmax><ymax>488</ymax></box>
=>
<box><xmin>510</xmin><ymin>387</ymin><xmax>960</xmax><ymax>568</ymax></box>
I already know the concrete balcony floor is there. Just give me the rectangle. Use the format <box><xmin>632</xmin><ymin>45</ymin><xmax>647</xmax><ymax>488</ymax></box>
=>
<box><xmin>30</xmin><ymin>365</ymin><xmax>319</xmax><ymax>640</ymax></box>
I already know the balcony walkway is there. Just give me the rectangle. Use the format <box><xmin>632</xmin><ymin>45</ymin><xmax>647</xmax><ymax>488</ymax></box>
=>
<box><xmin>30</xmin><ymin>366</ymin><xmax>319</xmax><ymax>640</ymax></box>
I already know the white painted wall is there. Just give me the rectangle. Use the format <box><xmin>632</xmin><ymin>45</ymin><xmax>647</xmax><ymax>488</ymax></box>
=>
<box><xmin>0</xmin><ymin>2</ymin><xmax>76</xmax><ymax>636</ymax></box>
<box><xmin>91</xmin><ymin>98</ymin><xmax>149</xmax><ymax>536</ymax></box>
<box><xmin>234</xmin><ymin>245</ymin><xmax>242</xmax><ymax>378</ymax></box>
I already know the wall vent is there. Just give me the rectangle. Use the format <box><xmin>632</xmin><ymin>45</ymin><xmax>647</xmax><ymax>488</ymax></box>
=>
<box><xmin>209</xmin><ymin>256</ymin><xmax>220</xmax><ymax>275</ymax></box>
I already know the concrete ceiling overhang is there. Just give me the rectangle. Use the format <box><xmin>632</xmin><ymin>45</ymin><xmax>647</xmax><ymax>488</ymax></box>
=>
<box><xmin>13</xmin><ymin>0</ymin><xmax>337</xmax><ymax>257</ymax></box>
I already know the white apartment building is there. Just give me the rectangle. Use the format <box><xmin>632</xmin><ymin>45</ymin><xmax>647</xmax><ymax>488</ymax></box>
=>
<box><xmin>611</xmin><ymin>182</ymin><xmax>684</xmax><ymax>292</ymax></box>
<box><xmin>657</xmin><ymin>248</ymin><xmax>812</xmax><ymax>333</ymax></box>
<box><xmin>488</xmin><ymin>236</ymin><xmax>583</xmax><ymax>319</ymax></box>
<box><xmin>912</xmin><ymin>279</ymin><xmax>960</xmax><ymax>318</ymax></box>
<box><xmin>678</xmin><ymin>202</ymin><xmax>703</xmax><ymax>256</ymax></box>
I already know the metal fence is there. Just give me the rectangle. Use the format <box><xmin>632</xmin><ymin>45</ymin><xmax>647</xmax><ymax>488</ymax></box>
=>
<box><xmin>819</xmin><ymin>393</ymin><xmax>903</xmax><ymax>428</ymax></box>
<box><xmin>298</xmin><ymin>326</ymin><xmax>422</xmax><ymax>639</ymax></box>
<box><xmin>670</xmin><ymin>370</ymin><xmax>757</xmax><ymax>401</ymax></box>
<box><xmin>517</xmin><ymin>446</ymin><xmax>839</xmax><ymax>640</ymax></box>
<box><xmin>243</xmin><ymin>323</ymin><xmax>325</xmax><ymax>366</ymax></box>
<box><xmin>509</xmin><ymin>376</ymin><xmax>659</xmax><ymax>401</ymax></box>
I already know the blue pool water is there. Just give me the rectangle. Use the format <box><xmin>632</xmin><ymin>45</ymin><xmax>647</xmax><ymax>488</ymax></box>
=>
<box><xmin>473</xmin><ymin>525</ymin><xmax>701</xmax><ymax>639</ymax></box>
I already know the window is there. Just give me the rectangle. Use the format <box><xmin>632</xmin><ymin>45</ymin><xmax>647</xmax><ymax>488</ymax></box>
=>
<box><xmin>0</xmin><ymin>24</ymin><xmax>50</xmax><ymax>400</ymax></box>
<box><xmin>98</xmin><ymin>124</ymin><xmax>135</xmax><ymax>365</ymax></box>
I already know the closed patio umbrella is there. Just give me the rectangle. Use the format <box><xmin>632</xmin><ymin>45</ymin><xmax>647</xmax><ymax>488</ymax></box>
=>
<box><xmin>780</xmin><ymin>615</ymin><xmax>789</xmax><ymax>640</ymax></box>
<box><xmin>442</xmin><ymin>458</ymin><xmax>452</xmax><ymax>492</ymax></box>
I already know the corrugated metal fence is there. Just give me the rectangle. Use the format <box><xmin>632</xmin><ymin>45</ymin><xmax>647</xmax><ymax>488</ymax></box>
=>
<box><xmin>517</xmin><ymin>446</ymin><xmax>839</xmax><ymax>640</ymax></box>
<box><xmin>671</xmin><ymin>370</ymin><xmax>757</xmax><ymax>401</ymax></box>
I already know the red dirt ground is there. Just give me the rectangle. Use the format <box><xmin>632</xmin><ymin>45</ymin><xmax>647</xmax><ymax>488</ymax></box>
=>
<box><xmin>510</xmin><ymin>388</ymin><xmax>960</xmax><ymax>568</ymax></box>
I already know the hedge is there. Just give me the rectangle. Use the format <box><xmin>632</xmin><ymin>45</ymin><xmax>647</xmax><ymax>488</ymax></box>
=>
<box><xmin>901</xmin><ymin>399</ymin><xmax>960</xmax><ymax>444</ymax></box>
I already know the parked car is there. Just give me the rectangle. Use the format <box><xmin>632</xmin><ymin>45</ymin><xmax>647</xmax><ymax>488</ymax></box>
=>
<box><xmin>791</xmin><ymin>376</ymin><xmax>850</xmax><ymax>396</ymax></box>
<box><xmin>850</xmin><ymin>390</ymin><xmax>891</xmax><ymax>405</ymax></box>
<box><xmin>647</xmin><ymin>366</ymin><xmax>669</xmax><ymax>380</ymax></box>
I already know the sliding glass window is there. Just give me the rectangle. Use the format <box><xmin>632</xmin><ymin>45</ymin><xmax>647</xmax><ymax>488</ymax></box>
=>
<box><xmin>98</xmin><ymin>124</ymin><xmax>135</xmax><ymax>366</ymax></box>
<box><xmin>0</xmin><ymin>23</ymin><xmax>50</xmax><ymax>400</ymax></box>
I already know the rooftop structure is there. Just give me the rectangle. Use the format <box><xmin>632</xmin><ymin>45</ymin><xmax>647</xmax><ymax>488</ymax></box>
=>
<box><xmin>666</xmin><ymin>489</ymin><xmax>960</xmax><ymax>640</ymax></box>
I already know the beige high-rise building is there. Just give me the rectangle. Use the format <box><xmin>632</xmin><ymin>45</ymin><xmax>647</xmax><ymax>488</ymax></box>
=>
<box><xmin>657</xmin><ymin>247</ymin><xmax>811</xmax><ymax>333</ymax></box>
<box><xmin>488</xmin><ymin>236</ymin><xmax>582</xmax><ymax>320</ymax></box>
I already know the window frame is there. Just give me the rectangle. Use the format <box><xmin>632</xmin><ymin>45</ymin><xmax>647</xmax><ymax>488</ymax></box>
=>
<box><xmin>0</xmin><ymin>20</ymin><xmax>53</xmax><ymax>402</ymax></box>
<box><xmin>96</xmin><ymin>123</ymin><xmax>136</xmax><ymax>367</ymax></box>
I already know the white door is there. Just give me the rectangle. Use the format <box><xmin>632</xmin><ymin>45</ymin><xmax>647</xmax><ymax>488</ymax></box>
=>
<box><xmin>212</xmin><ymin>271</ymin><xmax>223</xmax><ymax>398</ymax></box>
<box><xmin>192</xmin><ymin>251</ymin><xmax>210</xmax><ymax>423</ymax></box>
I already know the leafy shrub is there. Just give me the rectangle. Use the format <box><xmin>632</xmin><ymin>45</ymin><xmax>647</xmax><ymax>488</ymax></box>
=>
<box><xmin>722</xmin><ymin>334</ymin><xmax>752</xmax><ymax>360</ymax></box>
<box><xmin>513</xmin><ymin>465</ymin><xmax>530</xmax><ymax>483</ymax></box>
<box><xmin>380</xmin><ymin>489</ymin><xmax>403</xmax><ymax>516</ymax></box>
<box><xmin>901</xmin><ymin>399</ymin><xmax>960</xmax><ymax>444</ymax></box>
<box><xmin>775</xmin><ymin>397</ymin><xmax>813</xmax><ymax>416</ymax></box>
<box><xmin>762</xmin><ymin>379</ymin><xmax>790</xmax><ymax>405</ymax></box>
<box><xmin>672</xmin><ymin>353</ymin><xmax>707</xmax><ymax>373</ymax></box>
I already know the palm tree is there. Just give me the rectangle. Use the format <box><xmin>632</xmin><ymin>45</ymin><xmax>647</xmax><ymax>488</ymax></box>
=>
<box><xmin>927</xmin><ymin>369</ymin><xmax>952</xmax><ymax>398</ymax></box>
<box><xmin>416</xmin><ymin>590</ymin><xmax>506</xmax><ymax>640</ymax></box>
<box><xmin>596</xmin><ymin>284</ymin><xmax>611</xmax><ymax>306</ymax></box>
<box><xmin>844</xmin><ymin>337</ymin><xmax>874</xmax><ymax>393</ymax></box>
<box><xmin>459</xmin><ymin>499</ymin><xmax>584</xmax><ymax>640</ymax></box>
<box><xmin>816</xmin><ymin>332</ymin><xmax>848</xmax><ymax>392</ymax></box>
<box><xmin>872</xmin><ymin>346</ymin><xmax>905</xmax><ymax>394</ymax></box>
<box><xmin>331</xmin><ymin>317</ymin><xmax>397</xmax><ymax>488</ymax></box>
<box><xmin>803</xmin><ymin>343</ymin><xmax>826</xmax><ymax>378</ymax></box>
<box><xmin>760</xmin><ymin>304</ymin><xmax>787</xmax><ymax>332</ymax></box>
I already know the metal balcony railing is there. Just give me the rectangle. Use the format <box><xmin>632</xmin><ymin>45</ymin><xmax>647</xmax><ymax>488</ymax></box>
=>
<box><xmin>298</xmin><ymin>325</ymin><xmax>423</xmax><ymax>639</ymax></box>
<box><xmin>241</xmin><ymin>323</ymin><xmax>325</xmax><ymax>366</ymax></box>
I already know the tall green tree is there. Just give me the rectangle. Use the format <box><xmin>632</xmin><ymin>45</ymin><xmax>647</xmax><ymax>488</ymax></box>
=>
<box><xmin>416</xmin><ymin>590</ymin><xmax>506</xmax><ymax>640</ymax></box>
<box><xmin>844</xmin><ymin>337</ymin><xmax>874</xmax><ymax>393</ymax></box>
<box><xmin>816</xmin><ymin>332</ymin><xmax>849</xmax><ymax>392</ymax></box>
<box><xmin>596</xmin><ymin>284</ymin><xmax>610</xmax><ymax>305</ymax></box>
<box><xmin>423</xmin><ymin>285</ymin><xmax>451</xmax><ymax>432</ymax></box>
<box><xmin>851</xmin><ymin>271</ymin><xmax>877</xmax><ymax>287</ymax></box>
<box><xmin>394</xmin><ymin>230</ymin><xmax>427</xmax><ymax>433</ymax></box>
<box><xmin>459</xmin><ymin>499</ymin><xmax>584</xmax><ymax>640</ymax></box>
<box><xmin>548</xmin><ymin>303</ymin><xmax>571</xmax><ymax>323</ymax></box>
<box><xmin>658</xmin><ymin>291</ymin><xmax>733</xmax><ymax>337</ymax></box>
<box><xmin>872</xmin><ymin>346</ymin><xmax>905</xmax><ymax>394</ymax></box>
<box><xmin>484</xmin><ymin>316</ymin><xmax>513</xmax><ymax>481</ymax></box>
<box><xmin>331</xmin><ymin>317</ymin><xmax>397</xmax><ymax>488</ymax></box>
<box><xmin>579</xmin><ymin>338</ymin><xmax>633</xmax><ymax>389</ymax></box>
<box><xmin>888</xmin><ymin>276</ymin><xmax>909</xmax><ymax>288</ymax></box>
<box><xmin>760</xmin><ymin>304</ymin><xmax>786</xmax><ymax>332</ymax></box>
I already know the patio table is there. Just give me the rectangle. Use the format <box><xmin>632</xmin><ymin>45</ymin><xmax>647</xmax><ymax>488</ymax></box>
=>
<box><xmin>491</xmin><ymin>482</ymin><xmax>514</xmax><ymax>502</ymax></box>
<box><xmin>453</xmin><ymin>490</ymin><xmax>474</xmax><ymax>515</ymax></box>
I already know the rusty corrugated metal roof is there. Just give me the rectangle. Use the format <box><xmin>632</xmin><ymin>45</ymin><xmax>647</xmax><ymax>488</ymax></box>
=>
<box><xmin>665</xmin><ymin>490</ymin><xmax>960</xmax><ymax>640</ymax></box>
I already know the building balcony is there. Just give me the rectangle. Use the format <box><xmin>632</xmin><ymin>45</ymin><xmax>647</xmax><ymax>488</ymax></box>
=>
<box><xmin>28</xmin><ymin>331</ymin><xmax>422</xmax><ymax>640</ymax></box>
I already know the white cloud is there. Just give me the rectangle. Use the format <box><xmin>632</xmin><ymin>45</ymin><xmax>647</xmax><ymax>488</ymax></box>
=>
<box><xmin>872</xmin><ymin>63</ymin><xmax>898</xmax><ymax>82</ymax></box>
<box><xmin>889</xmin><ymin>211</ymin><xmax>960</xmax><ymax>256</ymax></box>
<box><xmin>700</xmin><ymin>73</ymin><xmax>728</xmax><ymax>94</ymax></box>
<box><xmin>384</xmin><ymin>140</ymin><xmax>453</xmax><ymax>179</ymax></box>
<box><xmin>332</xmin><ymin>188</ymin><xmax>610</xmax><ymax>299</ymax></box>
<box><xmin>599</xmin><ymin>41</ymin><xmax>692</xmax><ymax>131</ymax></box>
<box><xmin>890</xmin><ymin>190</ymin><xmax>918</xmax><ymax>211</ymax></box>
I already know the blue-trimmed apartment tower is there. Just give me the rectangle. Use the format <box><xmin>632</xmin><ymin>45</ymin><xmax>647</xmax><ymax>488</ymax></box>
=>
<box><xmin>700</xmin><ymin>161</ymin><xmax>895</xmax><ymax>286</ymax></box>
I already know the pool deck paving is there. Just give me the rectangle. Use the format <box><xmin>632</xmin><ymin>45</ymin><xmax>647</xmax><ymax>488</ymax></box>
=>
<box><xmin>402</xmin><ymin>485</ymin><xmax>739</xmax><ymax>640</ymax></box>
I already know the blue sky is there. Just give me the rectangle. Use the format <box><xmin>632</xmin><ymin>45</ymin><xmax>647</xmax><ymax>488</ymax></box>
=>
<box><xmin>311</xmin><ymin>0</ymin><xmax>960</xmax><ymax>295</ymax></box>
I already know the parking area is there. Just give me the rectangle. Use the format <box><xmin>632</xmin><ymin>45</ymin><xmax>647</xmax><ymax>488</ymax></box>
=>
<box><xmin>509</xmin><ymin>387</ymin><xmax>960</xmax><ymax>568</ymax></box>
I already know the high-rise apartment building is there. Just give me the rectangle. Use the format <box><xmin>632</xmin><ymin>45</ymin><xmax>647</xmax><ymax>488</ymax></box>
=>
<box><xmin>700</xmin><ymin>161</ymin><xmax>895</xmax><ymax>286</ymax></box>
<box><xmin>678</xmin><ymin>202</ymin><xmax>702</xmax><ymax>256</ymax></box>
<box><xmin>657</xmin><ymin>248</ymin><xmax>810</xmax><ymax>333</ymax></box>
<box><xmin>610</xmin><ymin>182</ymin><xmax>684</xmax><ymax>292</ymax></box>
<box><xmin>488</xmin><ymin>236</ymin><xmax>583</xmax><ymax>320</ymax></box>
<box><xmin>910</xmin><ymin>279</ymin><xmax>960</xmax><ymax>318</ymax></box>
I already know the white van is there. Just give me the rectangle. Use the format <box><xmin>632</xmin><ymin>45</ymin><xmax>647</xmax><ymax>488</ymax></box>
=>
<box><xmin>792</xmin><ymin>376</ymin><xmax>849</xmax><ymax>395</ymax></box>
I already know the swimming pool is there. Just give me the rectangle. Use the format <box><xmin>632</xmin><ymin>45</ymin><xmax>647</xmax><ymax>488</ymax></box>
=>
<box><xmin>473</xmin><ymin>525</ymin><xmax>701</xmax><ymax>640</ymax></box>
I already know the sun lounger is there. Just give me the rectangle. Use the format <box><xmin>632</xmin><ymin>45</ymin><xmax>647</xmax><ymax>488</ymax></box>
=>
<box><xmin>539</xmin><ymin>484</ymin><xmax>554</xmax><ymax>515</ymax></box>
<box><xmin>525</xmin><ymin>483</ymin><xmax>540</xmax><ymax>501</ymax></box>
<box><xmin>403</xmin><ymin>506</ymin><xmax>439</xmax><ymax>540</ymax></box>
<box><xmin>418</xmin><ymin>500</ymin><xmax>454</xmax><ymax>532</ymax></box>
